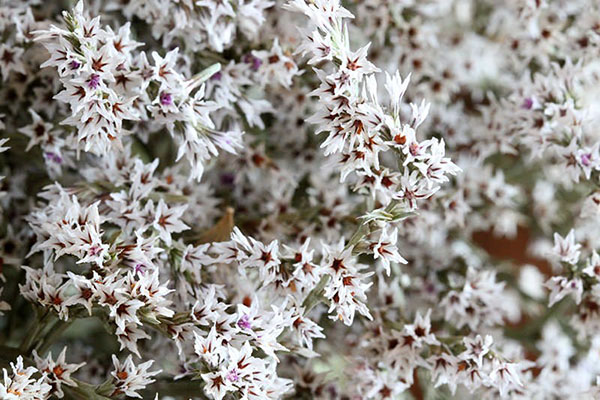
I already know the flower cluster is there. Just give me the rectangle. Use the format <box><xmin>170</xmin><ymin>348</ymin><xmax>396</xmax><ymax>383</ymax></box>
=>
<box><xmin>120</xmin><ymin>0</ymin><xmax>274</xmax><ymax>53</ymax></box>
<box><xmin>0</xmin><ymin>356</ymin><xmax>52</xmax><ymax>399</ymax></box>
<box><xmin>2</xmin><ymin>0</ymin><xmax>600</xmax><ymax>399</ymax></box>
<box><xmin>286</xmin><ymin>0</ymin><xmax>460</xmax><ymax>209</ymax></box>
<box><xmin>35</xmin><ymin>2</ymin><xmax>244</xmax><ymax>180</ymax></box>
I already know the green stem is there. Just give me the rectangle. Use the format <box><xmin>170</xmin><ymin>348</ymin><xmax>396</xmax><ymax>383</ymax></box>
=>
<box><xmin>36</xmin><ymin>319</ymin><xmax>73</xmax><ymax>355</ymax></box>
<box><xmin>346</xmin><ymin>221</ymin><xmax>370</xmax><ymax>252</ymax></box>
<box><xmin>302</xmin><ymin>274</ymin><xmax>331</xmax><ymax>313</ymax></box>
<box><xmin>63</xmin><ymin>380</ymin><xmax>114</xmax><ymax>400</ymax></box>
<box><xmin>140</xmin><ymin>379</ymin><xmax>209</xmax><ymax>399</ymax></box>
<box><xmin>0</xmin><ymin>345</ymin><xmax>26</xmax><ymax>369</ymax></box>
<box><xmin>19</xmin><ymin>310</ymin><xmax>52</xmax><ymax>354</ymax></box>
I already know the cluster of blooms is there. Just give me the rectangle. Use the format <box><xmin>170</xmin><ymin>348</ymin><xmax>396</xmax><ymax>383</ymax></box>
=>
<box><xmin>0</xmin><ymin>356</ymin><xmax>52</xmax><ymax>399</ymax></box>
<box><xmin>286</xmin><ymin>0</ymin><xmax>460</xmax><ymax>209</ymax></box>
<box><xmin>119</xmin><ymin>0</ymin><xmax>274</xmax><ymax>53</ymax></box>
<box><xmin>3</xmin><ymin>0</ymin><xmax>600</xmax><ymax>399</ymax></box>
<box><xmin>344</xmin><ymin>312</ymin><xmax>531</xmax><ymax>398</ymax></box>
<box><xmin>34</xmin><ymin>1</ymin><xmax>246</xmax><ymax>180</ymax></box>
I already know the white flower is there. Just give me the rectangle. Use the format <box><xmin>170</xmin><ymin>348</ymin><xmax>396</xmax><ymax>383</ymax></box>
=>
<box><xmin>0</xmin><ymin>356</ymin><xmax>52</xmax><ymax>400</ymax></box>
<box><xmin>370</xmin><ymin>227</ymin><xmax>407</xmax><ymax>275</ymax></box>
<box><xmin>152</xmin><ymin>199</ymin><xmax>190</xmax><ymax>246</ymax></box>
<box><xmin>427</xmin><ymin>353</ymin><xmax>457</xmax><ymax>394</ymax></box>
<box><xmin>583</xmin><ymin>251</ymin><xmax>600</xmax><ymax>278</ymax></box>
<box><xmin>194</xmin><ymin>326</ymin><xmax>225</xmax><ymax>367</ymax></box>
<box><xmin>201</xmin><ymin>370</ymin><xmax>234</xmax><ymax>400</ymax></box>
<box><xmin>546</xmin><ymin>276</ymin><xmax>583</xmax><ymax>306</ymax></box>
<box><xmin>489</xmin><ymin>360</ymin><xmax>524</xmax><ymax>397</ymax></box>
<box><xmin>460</xmin><ymin>335</ymin><xmax>493</xmax><ymax>368</ymax></box>
<box><xmin>111</xmin><ymin>355</ymin><xmax>160</xmax><ymax>398</ymax></box>
<box><xmin>552</xmin><ymin>229</ymin><xmax>581</xmax><ymax>265</ymax></box>
<box><xmin>384</xmin><ymin>70</ymin><xmax>410</xmax><ymax>117</ymax></box>
<box><xmin>403</xmin><ymin>309</ymin><xmax>439</xmax><ymax>347</ymax></box>
<box><xmin>0</xmin><ymin>43</ymin><xmax>25</xmax><ymax>80</ymax></box>
<box><xmin>32</xmin><ymin>347</ymin><xmax>84</xmax><ymax>398</ymax></box>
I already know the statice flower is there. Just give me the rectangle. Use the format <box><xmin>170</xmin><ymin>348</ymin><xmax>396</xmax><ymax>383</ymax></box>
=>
<box><xmin>286</xmin><ymin>0</ymin><xmax>460</xmax><ymax>211</ymax></box>
<box><xmin>32</xmin><ymin>347</ymin><xmax>84</xmax><ymax>398</ymax></box>
<box><xmin>0</xmin><ymin>356</ymin><xmax>52</xmax><ymax>399</ymax></box>
<box><xmin>35</xmin><ymin>1</ymin><xmax>141</xmax><ymax>156</ymax></box>
<box><xmin>34</xmin><ymin>1</ymin><xmax>244</xmax><ymax>180</ymax></box>
<box><xmin>3</xmin><ymin>0</ymin><xmax>600</xmax><ymax>399</ymax></box>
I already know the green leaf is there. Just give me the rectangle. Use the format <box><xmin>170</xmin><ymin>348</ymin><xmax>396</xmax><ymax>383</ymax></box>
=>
<box><xmin>301</xmin><ymin>274</ymin><xmax>331</xmax><ymax>313</ymax></box>
<box><xmin>187</xmin><ymin>63</ymin><xmax>221</xmax><ymax>92</ymax></box>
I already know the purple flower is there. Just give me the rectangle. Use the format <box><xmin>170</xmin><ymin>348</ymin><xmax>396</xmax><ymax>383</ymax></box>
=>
<box><xmin>44</xmin><ymin>151</ymin><xmax>63</xmax><ymax>164</ymax></box>
<box><xmin>88</xmin><ymin>74</ymin><xmax>101</xmax><ymax>89</ymax></box>
<box><xmin>211</xmin><ymin>71</ymin><xmax>222</xmax><ymax>81</ymax></box>
<box><xmin>69</xmin><ymin>60</ymin><xmax>81</xmax><ymax>70</ymax></box>
<box><xmin>243</xmin><ymin>54</ymin><xmax>262</xmax><ymax>71</ymax></box>
<box><xmin>251</xmin><ymin>58</ymin><xmax>262</xmax><ymax>71</ymax></box>
<box><xmin>134</xmin><ymin>264</ymin><xmax>146</xmax><ymax>274</ymax></box>
<box><xmin>581</xmin><ymin>153</ymin><xmax>592</xmax><ymax>167</ymax></box>
<box><xmin>521</xmin><ymin>97</ymin><xmax>533</xmax><ymax>110</ymax></box>
<box><xmin>159</xmin><ymin>92</ymin><xmax>173</xmax><ymax>106</ymax></box>
<box><xmin>237</xmin><ymin>314</ymin><xmax>252</xmax><ymax>330</ymax></box>
<box><xmin>226</xmin><ymin>369</ymin><xmax>240</xmax><ymax>382</ymax></box>
<box><xmin>88</xmin><ymin>246</ymin><xmax>100</xmax><ymax>256</ymax></box>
